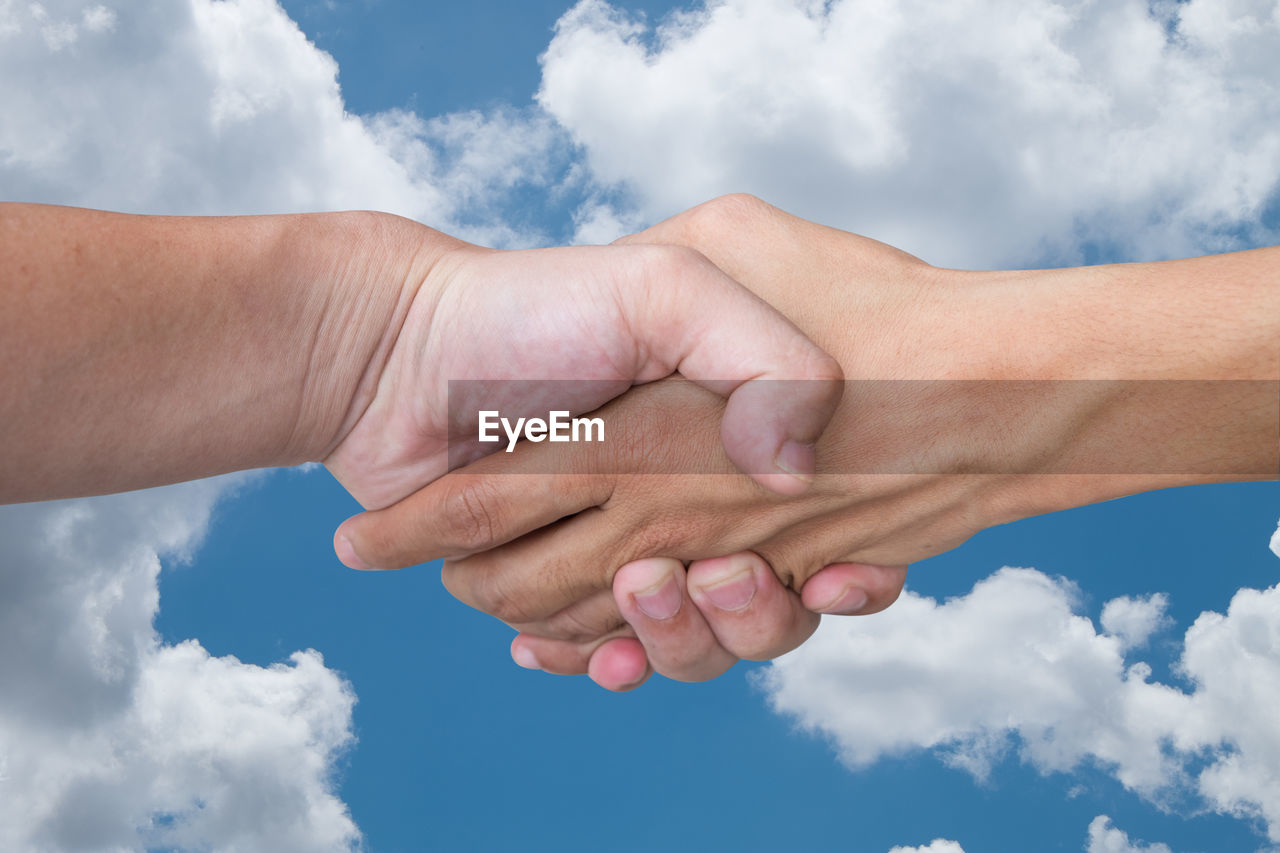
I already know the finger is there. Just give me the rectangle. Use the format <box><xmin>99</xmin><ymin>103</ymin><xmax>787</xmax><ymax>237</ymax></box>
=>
<box><xmin>439</xmin><ymin>507</ymin><xmax>612</xmax><ymax>625</ymax></box>
<box><xmin>749</xmin><ymin>518</ymin><xmax>911</xmax><ymax>614</ymax></box>
<box><xmin>437</xmin><ymin>472</ymin><xmax>791</xmax><ymax>630</ymax></box>
<box><xmin>617</xmin><ymin>193</ymin><xmax>924</xmax><ymax>282</ymax></box>
<box><xmin>334</xmin><ymin>454</ymin><xmax>613</xmax><ymax>570</ymax></box>
<box><xmin>587</xmin><ymin>637</ymin><xmax>653</xmax><ymax>691</ymax></box>
<box><xmin>684</xmin><ymin>552</ymin><xmax>820</xmax><ymax>661</ymax></box>
<box><xmin>507</xmin><ymin>588</ymin><xmax>627</xmax><ymax>644</ymax></box>
<box><xmin>800</xmin><ymin>562</ymin><xmax>910</xmax><ymax>616</ymax></box>
<box><xmin>620</xmin><ymin>245</ymin><xmax>844</xmax><ymax>494</ymax></box>
<box><xmin>510</xmin><ymin>631</ymin><xmax>651</xmax><ymax>690</ymax></box>
<box><xmin>612</xmin><ymin>557</ymin><xmax>737</xmax><ymax>682</ymax></box>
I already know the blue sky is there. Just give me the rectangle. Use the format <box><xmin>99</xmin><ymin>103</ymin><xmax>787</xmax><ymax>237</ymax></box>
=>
<box><xmin>276</xmin><ymin>0</ymin><xmax>688</xmax><ymax>115</ymax></box>
<box><xmin>155</xmin><ymin>473</ymin><xmax>1280</xmax><ymax>852</ymax></box>
<box><xmin>2</xmin><ymin>1</ymin><xmax>1279</xmax><ymax>851</ymax></box>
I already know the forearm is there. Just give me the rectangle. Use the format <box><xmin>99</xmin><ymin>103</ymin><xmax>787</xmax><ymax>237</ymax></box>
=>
<box><xmin>0</xmin><ymin>204</ymin><xmax>439</xmax><ymax>502</ymax></box>
<box><xmin>927</xmin><ymin>249</ymin><xmax>1280</xmax><ymax>518</ymax></box>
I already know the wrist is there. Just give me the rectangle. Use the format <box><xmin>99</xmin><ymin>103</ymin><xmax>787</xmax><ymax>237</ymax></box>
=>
<box><xmin>283</xmin><ymin>211</ymin><xmax>457</xmax><ymax>465</ymax></box>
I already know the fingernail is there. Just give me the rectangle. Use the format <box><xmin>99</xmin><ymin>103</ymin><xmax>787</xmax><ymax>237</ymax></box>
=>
<box><xmin>699</xmin><ymin>558</ymin><xmax>758</xmax><ymax>612</ymax></box>
<box><xmin>814</xmin><ymin>584</ymin><xmax>869</xmax><ymax>615</ymax></box>
<box><xmin>633</xmin><ymin>568</ymin><xmax>682</xmax><ymax>621</ymax></box>
<box><xmin>335</xmin><ymin>532</ymin><xmax>371</xmax><ymax>571</ymax></box>
<box><xmin>512</xmin><ymin>644</ymin><xmax>541</xmax><ymax>670</ymax></box>
<box><xmin>775</xmin><ymin>440</ymin><xmax>816</xmax><ymax>483</ymax></box>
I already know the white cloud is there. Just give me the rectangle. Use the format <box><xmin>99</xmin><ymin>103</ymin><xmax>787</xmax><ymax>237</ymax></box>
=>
<box><xmin>539</xmin><ymin>0</ymin><xmax>1280</xmax><ymax>265</ymax></box>
<box><xmin>0</xmin><ymin>482</ymin><xmax>360</xmax><ymax>852</ymax></box>
<box><xmin>1101</xmin><ymin>593</ymin><xmax>1172</xmax><ymax>651</ymax></box>
<box><xmin>0</xmin><ymin>0</ymin><xmax>560</xmax><ymax>244</ymax></box>
<box><xmin>1177</xmin><ymin>584</ymin><xmax>1280</xmax><ymax>838</ymax></box>
<box><xmin>81</xmin><ymin>4</ymin><xmax>116</xmax><ymax>32</ymax></box>
<box><xmin>1270</xmin><ymin>517</ymin><xmax>1280</xmax><ymax>559</ymax></box>
<box><xmin>570</xmin><ymin>195</ymin><xmax>649</xmax><ymax>246</ymax></box>
<box><xmin>887</xmin><ymin>840</ymin><xmax>967</xmax><ymax>853</ymax></box>
<box><xmin>1086</xmin><ymin>815</ymin><xmax>1173</xmax><ymax>853</ymax></box>
<box><xmin>760</xmin><ymin>557</ymin><xmax>1280</xmax><ymax>842</ymax></box>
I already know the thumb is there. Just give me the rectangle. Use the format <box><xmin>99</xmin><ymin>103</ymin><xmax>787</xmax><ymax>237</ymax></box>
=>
<box><xmin>617</xmin><ymin>245</ymin><xmax>843</xmax><ymax>494</ymax></box>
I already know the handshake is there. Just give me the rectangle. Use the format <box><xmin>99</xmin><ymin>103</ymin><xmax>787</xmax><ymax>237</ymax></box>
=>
<box><xmin>320</xmin><ymin>195</ymin><xmax>1279</xmax><ymax>691</ymax></box>
<box><xmin>3</xmin><ymin>196</ymin><xmax>1275</xmax><ymax>691</ymax></box>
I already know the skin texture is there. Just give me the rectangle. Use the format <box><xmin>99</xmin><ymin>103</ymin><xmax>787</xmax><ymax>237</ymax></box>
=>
<box><xmin>339</xmin><ymin>195</ymin><xmax>1279</xmax><ymax>690</ymax></box>
<box><xmin>0</xmin><ymin>202</ymin><xmax>846</xmax><ymax>510</ymax></box>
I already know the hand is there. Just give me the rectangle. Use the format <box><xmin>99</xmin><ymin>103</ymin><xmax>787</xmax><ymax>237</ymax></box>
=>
<box><xmin>0</xmin><ymin>205</ymin><xmax>838</xmax><ymax>507</ymax></box>
<box><xmin>339</xmin><ymin>376</ymin><xmax>926</xmax><ymax>686</ymax></box>
<box><xmin>512</xmin><ymin>552</ymin><xmax>909</xmax><ymax>691</ymax></box>
<box><xmin>337</xmin><ymin>195</ymin><xmax>1277</xmax><ymax>685</ymax></box>
<box><xmin>322</xmin><ymin>220</ymin><xmax>845</xmax><ymax>522</ymax></box>
<box><xmin>333</xmin><ymin>198</ymin><xmax>1009</xmax><ymax>680</ymax></box>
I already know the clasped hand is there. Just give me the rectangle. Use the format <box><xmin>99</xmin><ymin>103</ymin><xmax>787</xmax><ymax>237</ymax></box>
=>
<box><xmin>334</xmin><ymin>195</ymin><xmax>1277</xmax><ymax>691</ymax></box>
<box><xmin>336</xmin><ymin>196</ymin><xmax>1044</xmax><ymax>689</ymax></box>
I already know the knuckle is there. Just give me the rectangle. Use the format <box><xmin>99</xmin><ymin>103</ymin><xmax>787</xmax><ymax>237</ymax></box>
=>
<box><xmin>477</xmin><ymin>573</ymin><xmax>538</xmax><ymax>624</ymax></box>
<box><xmin>738</xmin><ymin>608</ymin><xmax>818</xmax><ymax>662</ymax></box>
<box><xmin>667</xmin><ymin>638</ymin><xmax>716</xmax><ymax>673</ymax></box>
<box><xmin>809</xmin><ymin>348</ymin><xmax>847</xmax><ymax>385</ymax></box>
<box><xmin>732</xmin><ymin>634</ymin><xmax>783</xmax><ymax>663</ymax></box>
<box><xmin>438</xmin><ymin>559</ymin><xmax>476</xmax><ymax>608</ymax></box>
<box><xmin>540</xmin><ymin>602</ymin><xmax>626</xmax><ymax>645</ymax></box>
<box><xmin>440</xmin><ymin>558</ymin><xmax>504</xmax><ymax>617</ymax></box>
<box><xmin>438</xmin><ymin>478</ymin><xmax>500</xmax><ymax>552</ymax></box>
<box><xmin>660</xmin><ymin>655</ymin><xmax>733</xmax><ymax>684</ymax></box>
<box><xmin>755</xmin><ymin>545</ymin><xmax>801</xmax><ymax>591</ymax></box>
<box><xmin>868</xmin><ymin>567</ymin><xmax>908</xmax><ymax>612</ymax></box>
<box><xmin>635</xmin><ymin>242</ymin><xmax>710</xmax><ymax>282</ymax></box>
<box><xmin>625</xmin><ymin>513</ymin><xmax>686</xmax><ymax>560</ymax></box>
<box><xmin>712</xmin><ymin>192</ymin><xmax>769</xmax><ymax>214</ymax></box>
<box><xmin>686</xmin><ymin>193</ymin><xmax>770</xmax><ymax>238</ymax></box>
<box><xmin>453</xmin><ymin>552</ymin><xmax>588</xmax><ymax>626</ymax></box>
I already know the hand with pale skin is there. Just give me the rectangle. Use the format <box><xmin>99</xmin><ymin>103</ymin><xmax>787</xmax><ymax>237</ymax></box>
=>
<box><xmin>337</xmin><ymin>195</ymin><xmax>1279</xmax><ymax>691</ymax></box>
<box><xmin>0</xmin><ymin>203</ymin><xmax>845</xmax><ymax>517</ymax></box>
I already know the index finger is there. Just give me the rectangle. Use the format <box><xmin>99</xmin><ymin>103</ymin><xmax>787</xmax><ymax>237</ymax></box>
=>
<box><xmin>333</xmin><ymin>459</ymin><xmax>613</xmax><ymax>571</ymax></box>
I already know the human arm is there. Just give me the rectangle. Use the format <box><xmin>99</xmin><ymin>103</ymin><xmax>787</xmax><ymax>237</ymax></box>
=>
<box><xmin>335</xmin><ymin>194</ymin><xmax>1279</xmax><ymax>687</ymax></box>
<box><xmin>0</xmin><ymin>202</ymin><xmax>844</xmax><ymax>506</ymax></box>
<box><xmin>0</xmin><ymin>203</ymin><xmax>405</xmax><ymax>500</ymax></box>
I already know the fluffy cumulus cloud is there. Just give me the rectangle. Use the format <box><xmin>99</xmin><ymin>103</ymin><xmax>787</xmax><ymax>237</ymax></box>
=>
<box><xmin>1100</xmin><ymin>593</ymin><xmax>1172</xmax><ymax>651</ymax></box>
<box><xmin>539</xmin><ymin>0</ymin><xmax>1280</xmax><ymax>266</ymax></box>
<box><xmin>887</xmin><ymin>840</ymin><xmax>967</xmax><ymax>853</ymax></box>
<box><xmin>0</xmin><ymin>0</ymin><xmax>563</xmax><ymax>243</ymax></box>
<box><xmin>1086</xmin><ymin>816</ymin><xmax>1173</xmax><ymax>853</ymax></box>
<box><xmin>0</xmin><ymin>482</ymin><xmax>359</xmax><ymax>852</ymax></box>
<box><xmin>761</xmin><ymin>559</ymin><xmax>1280</xmax><ymax>842</ymax></box>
